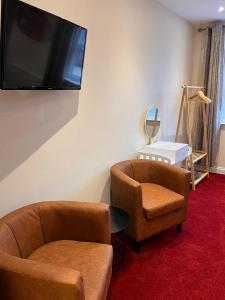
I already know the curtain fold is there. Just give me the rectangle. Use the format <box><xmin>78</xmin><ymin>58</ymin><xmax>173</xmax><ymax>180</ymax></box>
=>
<box><xmin>193</xmin><ymin>28</ymin><xmax>211</xmax><ymax>151</ymax></box>
<box><xmin>195</xmin><ymin>23</ymin><xmax>224</xmax><ymax>167</ymax></box>
<box><xmin>206</xmin><ymin>23</ymin><xmax>224</xmax><ymax>167</ymax></box>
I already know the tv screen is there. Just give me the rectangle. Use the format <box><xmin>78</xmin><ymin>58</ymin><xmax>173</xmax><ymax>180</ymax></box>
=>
<box><xmin>0</xmin><ymin>0</ymin><xmax>87</xmax><ymax>90</ymax></box>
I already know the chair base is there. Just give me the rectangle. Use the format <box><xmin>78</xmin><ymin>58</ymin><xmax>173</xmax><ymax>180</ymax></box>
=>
<box><xmin>132</xmin><ymin>224</ymin><xmax>183</xmax><ymax>253</ymax></box>
<box><xmin>133</xmin><ymin>242</ymin><xmax>141</xmax><ymax>253</ymax></box>
<box><xmin>177</xmin><ymin>224</ymin><xmax>182</xmax><ymax>234</ymax></box>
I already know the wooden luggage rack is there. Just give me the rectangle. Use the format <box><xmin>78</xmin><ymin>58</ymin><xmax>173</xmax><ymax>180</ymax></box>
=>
<box><xmin>176</xmin><ymin>85</ymin><xmax>212</xmax><ymax>190</ymax></box>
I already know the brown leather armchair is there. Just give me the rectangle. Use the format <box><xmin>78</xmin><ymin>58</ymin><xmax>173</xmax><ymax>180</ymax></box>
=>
<box><xmin>111</xmin><ymin>160</ymin><xmax>191</xmax><ymax>250</ymax></box>
<box><xmin>0</xmin><ymin>201</ymin><xmax>112</xmax><ymax>300</ymax></box>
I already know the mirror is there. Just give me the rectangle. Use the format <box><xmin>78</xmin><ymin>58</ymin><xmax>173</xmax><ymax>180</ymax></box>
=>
<box><xmin>145</xmin><ymin>107</ymin><xmax>160</xmax><ymax>142</ymax></box>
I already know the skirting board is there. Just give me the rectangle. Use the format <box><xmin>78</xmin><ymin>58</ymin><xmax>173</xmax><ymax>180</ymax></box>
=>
<box><xmin>210</xmin><ymin>167</ymin><xmax>225</xmax><ymax>175</ymax></box>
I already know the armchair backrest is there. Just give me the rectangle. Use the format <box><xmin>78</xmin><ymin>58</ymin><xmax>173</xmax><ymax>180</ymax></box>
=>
<box><xmin>117</xmin><ymin>160</ymin><xmax>153</xmax><ymax>183</ymax></box>
<box><xmin>38</xmin><ymin>201</ymin><xmax>110</xmax><ymax>244</ymax></box>
<box><xmin>131</xmin><ymin>160</ymin><xmax>153</xmax><ymax>183</ymax></box>
<box><xmin>0</xmin><ymin>204</ymin><xmax>45</xmax><ymax>258</ymax></box>
<box><xmin>114</xmin><ymin>159</ymin><xmax>190</xmax><ymax>200</ymax></box>
<box><xmin>0</xmin><ymin>201</ymin><xmax>111</xmax><ymax>259</ymax></box>
<box><xmin>117</xmin><ymin>160</ymin><xmax>134</xmax><ymax>179</ymax></box>
<box><xmin>0</xmin><ymin>222</ymin><xmax>21</xmax><ymax>257</ymax></box>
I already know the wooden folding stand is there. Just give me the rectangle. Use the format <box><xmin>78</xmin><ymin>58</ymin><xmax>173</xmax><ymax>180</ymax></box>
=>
<box><xmin>176</xmin><ymin>85</ymin><xmax>212</xmax><ymax>190</ymax></box>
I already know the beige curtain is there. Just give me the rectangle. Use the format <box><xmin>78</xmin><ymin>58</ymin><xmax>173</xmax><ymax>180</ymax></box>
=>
<box><xmin>207</xmin><ymin>23</ymin><xmax>224</xmax><ymax>167</ymax></box>
<box><xmin>193</xmin><ymin>28</ymin><xmax>211</xmax><ymax>151</ymax></box>
<box><xmin>195</xmin><ymin>23</ymin><xmax>224</xmax><ymax>167</ymax></box>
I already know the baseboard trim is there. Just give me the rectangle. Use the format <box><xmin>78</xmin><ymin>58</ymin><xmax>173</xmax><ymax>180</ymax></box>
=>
<box><xmin>210</xmin><ymin>167</ymin><xmax>225</xmax><ymax>175</ymax></box>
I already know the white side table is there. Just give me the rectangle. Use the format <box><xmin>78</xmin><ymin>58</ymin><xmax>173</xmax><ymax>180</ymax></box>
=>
<box><xmin>138</xmin><ymin>142</ymin><xmax>191</xmax><ymax>165</ymax></box>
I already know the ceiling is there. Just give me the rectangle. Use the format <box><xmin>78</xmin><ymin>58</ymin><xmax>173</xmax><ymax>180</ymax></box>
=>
<box><xmin>157</xmin><ymin>0</ymin><xmax>225</xmax><ymax>25</ymax></box>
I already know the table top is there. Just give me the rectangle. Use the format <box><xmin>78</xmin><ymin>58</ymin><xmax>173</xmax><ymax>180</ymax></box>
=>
<box><xmin>110</xmin><ymin>206</ymin><xmax>130</xmax><ymax>234</ymax></box>
<box><xmin>138</xmin><ymin>141</ymin><xmax>191</xmax><ymax>165</ymax></box>
<box><xmin>140</xmin><ymin>141</ymin><xmax>189</xmax><ymax>151</ymax></box>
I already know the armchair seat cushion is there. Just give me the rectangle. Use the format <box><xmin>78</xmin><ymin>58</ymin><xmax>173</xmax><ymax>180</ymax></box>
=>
<box><xmin>28</xmin><ymin>240</ymin><xmax>113</xmax><ymax>300</ymax></box>
<box><xmin>141</xmin><ymin>183</ymin><xmax>185</xmax><ymax>220</ymax></box>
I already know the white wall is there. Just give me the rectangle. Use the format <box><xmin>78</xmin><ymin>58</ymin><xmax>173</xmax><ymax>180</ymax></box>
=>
<box><xmin>0</xmin><ymin>0</ymin><xmax>194</xmax><ymax>216</ymax></box>
<box><xmin>192</xmin><ymin>27</ymin><xmax>225</xmax><ymax>171</ymax></box>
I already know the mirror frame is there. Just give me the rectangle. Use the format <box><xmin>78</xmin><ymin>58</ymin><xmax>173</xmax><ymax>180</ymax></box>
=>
<box><xmin>145</xmin><ymin>107</ymin><xmax>160</xmax><ymax>142</ymax></box>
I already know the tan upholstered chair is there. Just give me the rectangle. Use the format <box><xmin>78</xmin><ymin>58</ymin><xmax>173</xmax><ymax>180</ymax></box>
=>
<box><xmin>0</xmin><ymin>201</ymin><xmax>112</xmax><ymax>300</ymax></box>
<box><xmin>111</xmin><ymin>160</ymin><xmax>191</xmax><ymax>251</ymax></box>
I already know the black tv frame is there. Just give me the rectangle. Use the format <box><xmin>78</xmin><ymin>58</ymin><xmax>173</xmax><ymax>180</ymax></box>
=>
<box><xmin>0</xmin><ymin>0</ymin><xmax>88</xmax><ymax>90</ymax></box>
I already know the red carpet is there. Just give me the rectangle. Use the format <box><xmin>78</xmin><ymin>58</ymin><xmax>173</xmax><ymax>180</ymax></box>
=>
<box><xmin>107</xmin><ymin>174</ymin><xmax>225</xmax><ymax>300</ymax></box>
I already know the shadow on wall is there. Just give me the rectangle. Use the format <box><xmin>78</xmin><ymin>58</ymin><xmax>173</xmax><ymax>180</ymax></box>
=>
<box><xmin>0</xmin><ymin>90</ymin><xmax>79</xmax><ymax>182</ymax></box>
<box><xmin>100</xmin><ymin>175</ymin><xmax>110</xmax><ymax>204</ymax></box>
<box><xmin>74</xmin><ymin>168</ymin><xmax>111</xmax><ymax>204</ymax></box>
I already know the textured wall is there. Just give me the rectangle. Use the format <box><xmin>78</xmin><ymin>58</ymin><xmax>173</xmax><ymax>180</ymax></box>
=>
<box><xmin>0</xmin><ymin>0</ymin><xmax>194</xmax><ymax>216</ymax></box>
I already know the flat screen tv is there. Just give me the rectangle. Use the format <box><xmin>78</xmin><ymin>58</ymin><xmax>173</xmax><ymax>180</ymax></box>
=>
<box><xmin>0</xmin><ymin>0</ymin><xmax>87</xmax><ymax>90</ymax></box>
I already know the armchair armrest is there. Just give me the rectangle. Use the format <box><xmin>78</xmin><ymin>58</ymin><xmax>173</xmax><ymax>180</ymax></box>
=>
<box><xmin>0</xmin><ymin>253</ymin><xmax>84</xmax><ymax>300</ymax></box>
<box><xmin>149</xmin><ymin>161</ymin><xmax>191</xmax><ymax>198</ymax></box>
<box><xmin>39</xmin><ymin>201</ymin><xmax>110</xmax><ymax>244</ymax></box>
<box><xmin>111</xmin><ymin>166</ymin><xmax>143</xmax><ymax>219</ymax></box>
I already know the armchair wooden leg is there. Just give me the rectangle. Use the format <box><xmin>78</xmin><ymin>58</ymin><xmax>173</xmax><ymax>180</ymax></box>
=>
<box><xmin>134</xmin><ymin>242</ymin><xmax>141</xmax><ymax>253</ymax></box>
<box><xmin>177</xmin><ymin>224</ymin><xmax>182</xmax><ymax>234</ymax></box>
